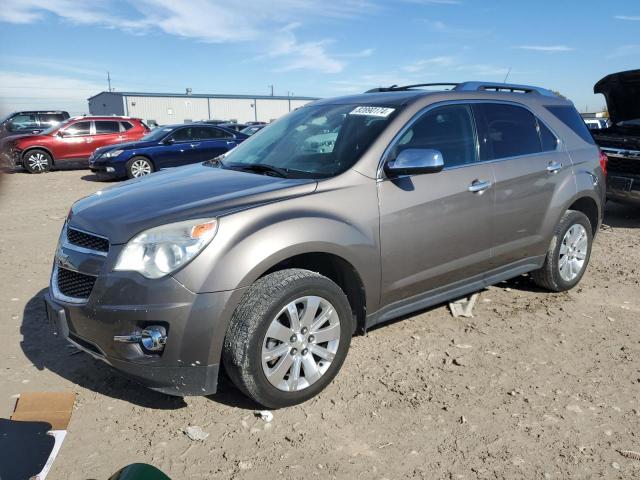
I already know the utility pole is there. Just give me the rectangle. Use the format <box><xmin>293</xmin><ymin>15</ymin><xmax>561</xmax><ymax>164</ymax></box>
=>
<box><xmin>107</xmin><ymin>71</ymin><xmax>112</xmax><ymax>92</ymax></box>
<box><xmin>269</xmin><ymin>84</ymin><xmax>274</xmax><ymax>96</ymax></box>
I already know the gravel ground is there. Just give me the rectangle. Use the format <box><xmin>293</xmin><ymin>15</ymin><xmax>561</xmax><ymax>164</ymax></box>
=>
<box><xmin>1</xmin><ymin>169</ymin><xmax>639</xmax><ymax>480</ymax></box>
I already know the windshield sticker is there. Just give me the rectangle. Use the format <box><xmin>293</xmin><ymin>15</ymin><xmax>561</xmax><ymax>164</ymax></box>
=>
<box><xmin>349</xmin><ymin>106</ymin><xmax>395</xmax><ymax>118</ymax></box>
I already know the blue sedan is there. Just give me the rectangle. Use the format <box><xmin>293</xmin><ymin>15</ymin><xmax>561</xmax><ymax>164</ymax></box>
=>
<box><xmin>89</xmin><ymin>123</ymin><xmax>248</xmax><ymax>179</ymax></box>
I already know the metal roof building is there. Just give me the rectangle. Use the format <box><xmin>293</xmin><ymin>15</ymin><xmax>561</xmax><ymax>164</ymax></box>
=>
<box><xmin>88</xmin><ymin>91</ymin><xmax>319</xmax><ymax>125</ymax></box>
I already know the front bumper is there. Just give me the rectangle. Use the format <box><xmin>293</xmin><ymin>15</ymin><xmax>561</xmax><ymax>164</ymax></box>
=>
<box><xmin>44</xmin><ymin>269</ymin><xmax>242</xmax><ymax>396</ymax></box>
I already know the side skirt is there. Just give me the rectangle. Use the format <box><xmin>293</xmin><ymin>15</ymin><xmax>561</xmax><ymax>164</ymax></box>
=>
<box><xmin>365</xmin><ymin>256</ymin><xmax>545</xmax><ymax>331</ymax></box>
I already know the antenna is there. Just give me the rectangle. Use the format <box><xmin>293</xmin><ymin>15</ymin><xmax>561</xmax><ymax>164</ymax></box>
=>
<box><xmin>503</xmin><ymin>67</ymin><xmax>512</xmax><ymax>83</ymax></box>
<box><xmin>107</xmin><ymin>71</ymin><xmax>112</xmax><ymax>92</ymax></box>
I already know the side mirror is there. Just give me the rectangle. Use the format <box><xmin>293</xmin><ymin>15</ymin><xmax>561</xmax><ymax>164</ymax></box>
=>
<box><xmin>385</xmin><ymin>148</ymin><xmax>444</xmax><ymax>176</ymax></box>
<box><xmin>163</xmin><ymin>137</ymin><xmax>174</xmax><ymax>144</ymax></box>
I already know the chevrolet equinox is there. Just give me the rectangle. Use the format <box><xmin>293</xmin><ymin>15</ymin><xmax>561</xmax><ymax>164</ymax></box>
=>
<box><xmin>44</xmin><ymin>82</ymin><xmax>606</xmax><ymax>408</ymax></box>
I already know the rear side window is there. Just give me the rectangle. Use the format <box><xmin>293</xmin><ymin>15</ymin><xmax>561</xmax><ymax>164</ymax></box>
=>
<box><xmin>195</xmin><ymin>127</ymin><xmax>233</xmax><ymax>139</ymax></box>
<box><xmin>545</xmin><ymin>105</ymin><xmax>595</xmax><ymax>145</ymax></box>
<box><xmin>538</xmin><ymin>120</ymin><xmax>558</xmax><ymax>151</ymax></box>
<box><xmin>120</xmin><ymin>121</ymin><xmax>134</xmax><ymax>131</ymax></box>
<box><xmin>474</xmin><ymin>104</ymin><xmax>541</xmax><ymax>160</ymax></box>
<box><xmin>94</xmin><ymin>121</ymin><xmax>120</xmax><ymax>134</ymax></box>
<box><xmin>395</xmin><ymin>104</ymin><xmax>477</xmax><ymax>168</ymax></box>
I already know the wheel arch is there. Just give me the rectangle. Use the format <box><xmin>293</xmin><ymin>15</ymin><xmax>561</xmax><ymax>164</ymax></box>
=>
<box><xmin>567</xmin><ymin>195</ymin><xmax>600</xmax><ymax>235</ymax></box>
<box><xmin>22</xmin><ymin>146</ymin><xmax>55</xmax><ymax>165</ymax></box>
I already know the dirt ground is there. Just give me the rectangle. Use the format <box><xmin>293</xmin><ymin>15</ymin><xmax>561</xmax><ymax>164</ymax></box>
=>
<box><xmin>1</xmin><ymin>168</ymin><xmax>639</xmax><ymax>480</ymax></box>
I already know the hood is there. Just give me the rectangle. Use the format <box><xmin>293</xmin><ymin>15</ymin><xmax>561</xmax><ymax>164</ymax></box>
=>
<box><xmin>69</xmin><ymin>163</ymin><xmax>317</xmax><ymax>244</ymax></box>
<box><xmin>95</xmin><ymin>140</ymin><xmax>158</xmax><ymax>155</ymax></box>
<box><xmin>14</xmin><ymin>133</ymin><xmax>50</xmax><ymax>145</ymax></box>
<box><xmin>594</xmin><ymin>69</ymin><xmax>640</xmax><ymax>124</ymax></box>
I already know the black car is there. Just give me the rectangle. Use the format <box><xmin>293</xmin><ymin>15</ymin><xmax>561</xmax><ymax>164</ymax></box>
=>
<box><xmin>0</xmin><ymin>110</ymin><xmax>69</xmax><ymax>140</ymax></box>
<box><xmin>592</xmin><ymin>69</ymin><xmax>640</xmax><ymax>205</ymax></box>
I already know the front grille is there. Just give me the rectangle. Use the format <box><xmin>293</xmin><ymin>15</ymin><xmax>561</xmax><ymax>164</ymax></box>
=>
<box><xmin>67</xmin><ymin>228</ymin><xmax>109</xmax><ymax>253</ymax></box>
<box><xmin>607</xmin><ymin>156</ymin><xmax>640</xmax><ymax>176</ymax></box>
<box><xmin>57</xmin><ymin>267</ymin><xmax>97</xmax><ymax>299</ymax></box>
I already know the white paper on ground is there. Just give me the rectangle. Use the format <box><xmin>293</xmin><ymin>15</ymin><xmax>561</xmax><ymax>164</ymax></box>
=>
<box><xmin>32</xmin><ymin>430</ymin><xmax>67</xmax><ymax>480</ymax></box>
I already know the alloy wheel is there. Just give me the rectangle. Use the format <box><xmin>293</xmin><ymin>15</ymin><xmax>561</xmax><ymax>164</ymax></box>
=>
<box><xmin>131</xmin><ymin>159</ymin><xmax>151</xmax><ymax>177</ymax></box>
<box><xmin>261</xmin><ymin>296</ymin><xmax>341</xmax><ymax>392</ymax></box>
<box><xmin>558</xmin><ymin>224</ymin><xmax>588</xmax><ymax>282</ymax></box>
<box><xmin>27</xmin><ymin>152</ymin><xmax>49</xmax><ymax>172</ymax></box>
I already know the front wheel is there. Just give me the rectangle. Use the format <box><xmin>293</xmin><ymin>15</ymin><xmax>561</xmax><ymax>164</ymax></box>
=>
<box><xmin>223</xmin><ymin>269</ymin><xmax>353</xmax><ymax>408</ymax></box>
<box><xmin>531</xmin><ymin>210</ymin><xmax>593</xmax><ymax>292</ymax></box>
<box><xmin>126</xmin><ymin>156</ymin><xmax>154</xmax><ymax>179</ymax></box>
<box><xmin>23</xmin><ymin>149</ymin><xmax>52</xmax><ymax>173</ymax></box>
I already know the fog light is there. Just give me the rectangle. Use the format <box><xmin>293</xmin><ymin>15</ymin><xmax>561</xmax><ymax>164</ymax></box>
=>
<box><xmin>141</xmin><ymin>326</ymin><xmax>167</xmax><ymax>352</ymax></box>
<box><xmin>106</xmin><ymin>167</ymin><xmax>115</xmax><ymax>173</ymax></box>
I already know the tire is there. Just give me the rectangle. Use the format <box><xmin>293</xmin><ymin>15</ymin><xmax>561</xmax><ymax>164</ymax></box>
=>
<box><xmin>23</xmin><ymin>149</ymin><xmax>52</xmax><ymax>174</ymax></box>
<box><xmin>531</xmin><ymin>210</ymin><xmax>593</xmax><ymax>292</ymax></box>
<box><xmin>223</xmin><ymin>269</ymin><xmax>353</xmax><ymax>408</ymax></box>
<box><xmin>126</xmin><ymin>156</ymin><xmax>154</xmax><ymax>179</ymax></box>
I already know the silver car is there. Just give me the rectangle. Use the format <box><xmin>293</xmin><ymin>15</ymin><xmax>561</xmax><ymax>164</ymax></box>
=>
<box><xmin>44</xmin><ymin>81</ymin><xmax>605</xmax><ymax>408</ymax></box>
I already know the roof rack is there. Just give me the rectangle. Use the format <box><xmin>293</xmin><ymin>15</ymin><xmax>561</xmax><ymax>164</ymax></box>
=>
<box><xmin>365</xmin><ymin>83</ymin><xmax>459</xmax><ymax>93</ymax></box>
<box><xmin>365</xmin><ymin>81</ymin><xmax>557</xmax><ymax>97</ymax></box>
<box><xmin>454</xmin><ymin>81</ymin><xmax>557</xmax><ymax>97</ymax></box>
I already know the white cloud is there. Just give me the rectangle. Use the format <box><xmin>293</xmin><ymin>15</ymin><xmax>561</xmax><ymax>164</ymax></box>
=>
<box><xmin>0</xmin><ymin>0</ymin><xmax>369</xmax><ymax>74</ymax></box>
<box><xmin>517</xmin><ymin>45</ymin><xmax>575</xmax><ymax>52</ymax></box>
<box><xmin>614</xmin><ymin>15</ymin><xmax>640</xmax><ymax>21</ymax></box>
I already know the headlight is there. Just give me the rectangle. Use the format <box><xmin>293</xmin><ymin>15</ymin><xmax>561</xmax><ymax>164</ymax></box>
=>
<box><xmin>103</xmin><ymin>149</ymin><xmax>124</xmax><ymax>158</ymax></box>
<box><xmin>114</xmin><ymin>218</ymin><xmax>218</xmax><ymax>279</ymax></box>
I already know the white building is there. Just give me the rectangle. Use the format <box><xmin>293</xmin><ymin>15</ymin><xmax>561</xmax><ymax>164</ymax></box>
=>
<box><xmin>88</xmin><ymin>91</ymin><xmax>319</xmax><ymax>125</ymax></box>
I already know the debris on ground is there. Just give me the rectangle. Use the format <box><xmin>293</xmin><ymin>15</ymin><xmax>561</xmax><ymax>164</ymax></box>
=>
<box><xmin>256</xmin><ymin>410</ymin><xmax>274</xmax><ymax>423</ymax></box>
<box><xmin>617</xmin><ymin>450</ymin><xmax>640</xmax><ymax>461</ymax></box>
<box><xmin>449</xmin><ymin>293</ymin><xmax>479</xmax><ymax>318</ymax></box>
<box><xmin>184</xmin><ymin>426</ymin><xmax>209</xmax><ymax>441</ymax></box>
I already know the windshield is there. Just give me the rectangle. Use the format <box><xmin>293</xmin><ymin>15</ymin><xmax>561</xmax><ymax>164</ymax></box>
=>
<box><xmin>222</xmin><ymin>104</ymin><xmax>400</xmax><ymax>178</ymax></box>
<box><xmin>141</xmin><ymin>126</ymin><xmax>174</xmax><ymax>142</ymax></box>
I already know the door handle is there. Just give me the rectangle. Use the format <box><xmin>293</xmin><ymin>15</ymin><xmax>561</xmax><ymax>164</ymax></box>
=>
<box><xmin>190</xmin><ymin>143</ymin><xmax>200</xmax><ymax>148</ymax></box>
<box><xmin>546</xmin><ymin>161</ymin><xmax>563</xmax><ymax>173</ymax></box>
<box><xmin>468</xmin><ymin>180</ymin><xmax>492</xmax><ymax>193</ymax></box>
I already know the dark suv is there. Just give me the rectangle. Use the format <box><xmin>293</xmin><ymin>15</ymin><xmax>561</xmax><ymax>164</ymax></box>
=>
<box><xmin>44</xmin><ymin>81</ymin><xmax>605</xmax><ymax>408</ymax></box>
<box><xmin>0</xmin><ymin>110</ymin><xmax>69</xmax><ymax>140</ymax></box>
<box><xmin>592</xmin><ymin>69</ymin><xmax>640</xmax><ymax>204</ymax></box>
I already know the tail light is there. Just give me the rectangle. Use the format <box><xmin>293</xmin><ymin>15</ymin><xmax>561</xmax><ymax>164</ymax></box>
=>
<box><xmin>598</xmin><ymin>150</ymin><xmax>608</xmax><ymax>176</ymax></box>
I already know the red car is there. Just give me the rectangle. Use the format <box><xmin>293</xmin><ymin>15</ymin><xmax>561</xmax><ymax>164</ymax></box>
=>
<box><xmin>8</xmin><ymin>116</ymin><xmax>149</xmax><ymax>173</ymax></box>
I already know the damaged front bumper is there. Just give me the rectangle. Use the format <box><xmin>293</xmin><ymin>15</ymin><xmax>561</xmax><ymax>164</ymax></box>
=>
<box><xmin>43</xmin><ymin>269</ymin><xmax>241</xmax><ymax>396</ymax></box>
<box><xmin>603</xmin><ymin>147</ymin><xmax>640</xmax><ymax>204</ymax></box>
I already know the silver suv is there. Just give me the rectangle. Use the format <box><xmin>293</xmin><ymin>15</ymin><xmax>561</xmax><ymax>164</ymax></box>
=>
<box><xmin>44</xmin><ymin>82</ymin><xmax>606</xmax><ymax>408</ymax></box>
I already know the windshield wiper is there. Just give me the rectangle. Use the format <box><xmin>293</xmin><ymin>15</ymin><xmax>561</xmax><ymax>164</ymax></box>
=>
<box><xmin>232</xmin><ymin>163</ymin><xmax>289</xmax><ymax>178</ymax></box>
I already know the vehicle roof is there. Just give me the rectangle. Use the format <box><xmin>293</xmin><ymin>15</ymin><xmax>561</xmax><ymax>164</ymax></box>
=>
<box><xmin>68</xmin><ymin>115</ymin><xmax>142</xmax><ymax>121</ymax></box>
<box><xmin>8</xmin><ymin>110</ymin><xmax>69</xmax><ymax>115</ymax></box>
<box><xmin>311</xmin><ymin>81</ymin><xmax>571</xmax><ymax>109</ymax></box>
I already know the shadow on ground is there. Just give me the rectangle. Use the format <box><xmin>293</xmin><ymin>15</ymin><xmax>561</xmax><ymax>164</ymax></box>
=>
<box><xmin>603</xmin><ymin>201</ymin><xmax>640</xmax><ymax>229</ymax></box>
<box><xmin>21</xmin><ymin>289</ymin><xmax>255</xmax><ymax>410</ymax></box>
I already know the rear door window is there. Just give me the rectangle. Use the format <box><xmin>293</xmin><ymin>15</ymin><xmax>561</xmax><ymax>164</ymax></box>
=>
<box><xmin>538</xmin><ymin>120</ymin><xmax>559</xmax><ymax>152</ymax></box>
<box><xmin>473</xmin><ymin>104</ymin><xmax>542</xmax><ymax>160</ymax></box>
<box><xmin>194</xmin><ymin>127</ymin><xmax>233</xmax><ymax>139</ymax></box>
<box><xmin>94</xmin><ymin>121</ymin><xmax>120</xmax><ymax>134</ymax></box>
<box><xmin>395</xmin><ymin>104</ymin><xmax>477</xmax><ymax>168</ymax></box>
<box><xmin>545</xmin><ymin>105</ymin><xmax>595</xmax><ymax>145</ymax></box>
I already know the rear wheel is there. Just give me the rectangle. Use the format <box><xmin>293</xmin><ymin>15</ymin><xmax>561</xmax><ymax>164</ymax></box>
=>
<box><xmin>223</xmin><ymin>269</ymin><xmax>352</xmax><ymax>408</ymax></box>
<box><xmin>126</xmin><ymin>156</ymin><xmax>154</xmax><ymax>179</ymax></box>
<box><xmin>23</xmin><ymin>149</ymin><xmax>52</xmax><ymax>174</ymax></box>
<box><xmin>531</xmin><ymin>210</ymin><xmax>593</xmax><ymax>292</ymax></box>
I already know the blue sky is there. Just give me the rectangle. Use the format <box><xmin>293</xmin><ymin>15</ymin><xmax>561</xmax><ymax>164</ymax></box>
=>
<box><xmin>0</xmin><ymin>0</ymin><xmax>638</xmax><ymax>115</ymax></box>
